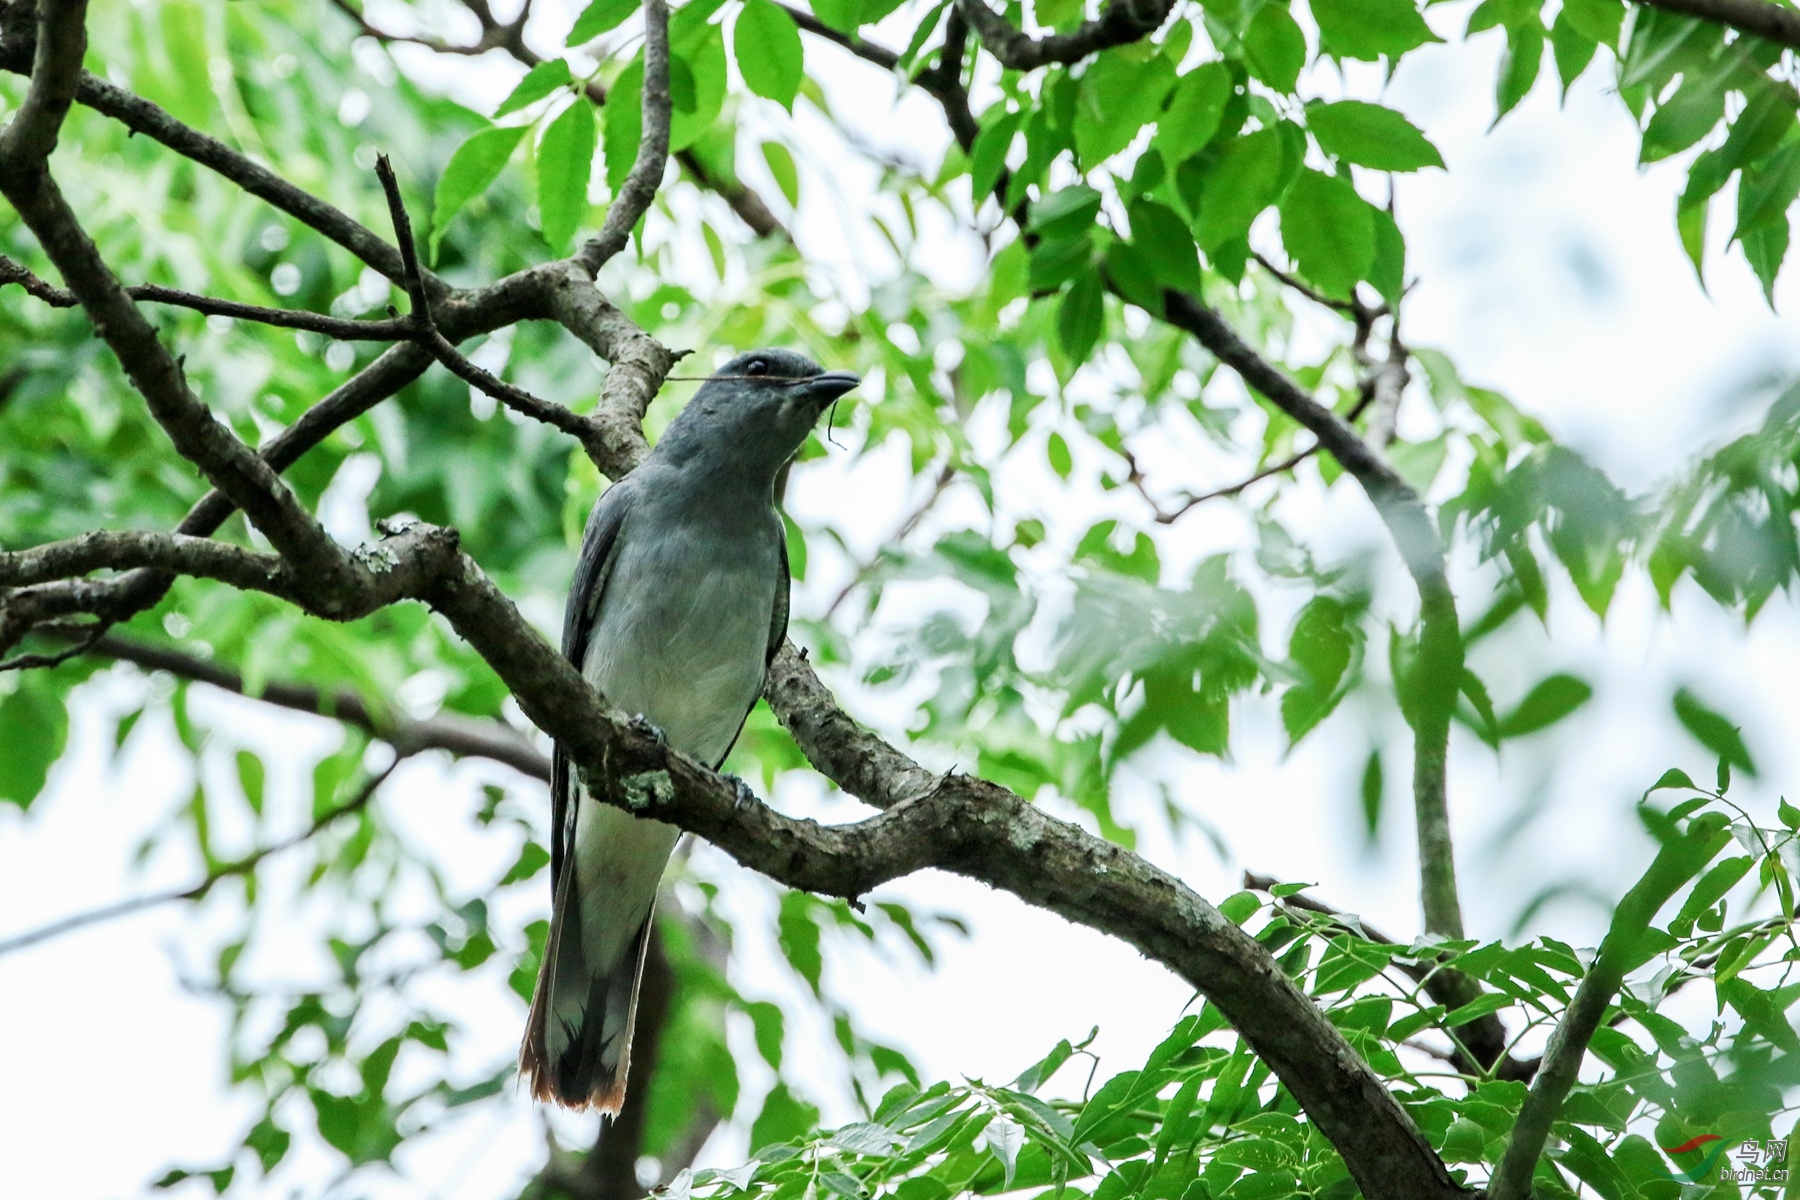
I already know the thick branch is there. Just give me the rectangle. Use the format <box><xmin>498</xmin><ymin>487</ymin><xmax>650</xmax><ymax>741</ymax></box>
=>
<box><xmin>0</xmin><ymin>0</ymin><xmax>81</xmax><ymax>163</ymax></box>
<box><xmin>0</xmin><ymin>38</ymin><xmax>367</xmax><ymax>609</ymax></box>
<box><xmin>956</xmin><ymin>0</ymin><xmax>1175</xmax><ymax>69</ymax></box>
<box><xmin>1634</xmin><ymin>0</ymin><xmax>1800</xmax><ymax>50</ymax></box>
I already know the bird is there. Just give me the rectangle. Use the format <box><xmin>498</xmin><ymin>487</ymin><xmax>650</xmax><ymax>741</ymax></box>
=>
<box><xmin>521</xmin><ymin>347</ymin><xmax>860</xmax><ymax>1114</ymax></box>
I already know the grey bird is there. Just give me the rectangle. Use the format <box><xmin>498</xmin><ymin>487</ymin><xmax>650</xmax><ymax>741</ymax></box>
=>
<box><xmin>522</xmin><ymin>348</ymin><xmax>859</xmax><ymax>1113</ymax></box>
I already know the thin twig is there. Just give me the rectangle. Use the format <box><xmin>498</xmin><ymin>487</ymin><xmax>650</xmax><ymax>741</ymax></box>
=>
<box><xmin>822</xmin><ymin>461</ymin><xmax>957</xmax><ymax>620</ymax></box>
<box><xmin>374</xmin><ymin>155</ymin><xmax>607</xmax><ymax>458</ymax></box>
<box><xmin>0</xmin><ymin>619</ymin><xmax>106</xmax><ymax>672</ymax></box>
<box><xmin>65</xmin><ymin>629</ymin><xmax>551</xmax><ymax>779</ymax></box>
<box><xmin>2</xmin><ymin>253</ymin><xmax>410</xmax><ymax>339</ymax></box>
<box><xmin>0</xmin><ymin>759</ymin><xmax>401</xmax><ymax>958</ymax></box>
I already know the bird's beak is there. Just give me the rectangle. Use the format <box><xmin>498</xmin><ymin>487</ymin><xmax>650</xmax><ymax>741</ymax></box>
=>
<box><xmin>794</xmin><ymin>370</ymin><xmax>861</xmax><ymax>407</ymax></box>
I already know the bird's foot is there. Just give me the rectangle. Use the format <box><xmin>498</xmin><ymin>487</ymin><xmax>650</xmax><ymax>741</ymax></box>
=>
<box><xmin>627</xmin><ymin>713</ymin><xmax>668</xmax><ymax>746</ymax></box>
<box><xmin>722</xmin><ymin>773</ymin><xmax>759</xmax><ymax>810</ymax></box>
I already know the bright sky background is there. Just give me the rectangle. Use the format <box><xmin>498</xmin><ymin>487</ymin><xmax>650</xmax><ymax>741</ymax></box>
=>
<box><xmin>4</xmin><ymin>2</ymin><xmax>1800</xmax><ymax>1196</ymax></box>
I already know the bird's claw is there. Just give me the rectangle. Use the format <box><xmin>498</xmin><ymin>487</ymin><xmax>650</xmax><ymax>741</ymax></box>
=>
<box><xmin>627</xmin><ymin>713</ymin><xmax>668</xmax><ymax>746</ymax></box>
<box><xmin>723</xmin><ymin>773</ymin><xmax>759</xmax><ymax>810</ymax></box>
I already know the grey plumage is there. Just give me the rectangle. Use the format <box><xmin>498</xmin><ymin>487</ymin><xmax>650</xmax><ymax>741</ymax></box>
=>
<box><xmin>522</xmin><ymin>348</ymin><xmax>860</xmax><ymax>1113</ymax></box>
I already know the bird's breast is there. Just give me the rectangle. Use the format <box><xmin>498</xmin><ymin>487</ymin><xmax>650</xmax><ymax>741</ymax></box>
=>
<box><xmin>581</xmin><ymin>510</ymin><xmax>782</xmax><ymax>768</ymax></box>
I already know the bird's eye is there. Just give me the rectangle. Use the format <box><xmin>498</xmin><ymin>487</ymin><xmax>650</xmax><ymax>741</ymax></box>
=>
<box><xmin>745</xmin><ymin>358</ymin><xmax>768</xmax><ymax>377</ymax></box>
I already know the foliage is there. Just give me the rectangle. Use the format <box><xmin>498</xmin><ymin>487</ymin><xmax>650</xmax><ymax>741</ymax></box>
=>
<box><xmin>4</xmin><ymin>0</ymin><xmax>1800</xmax><ymax>1195</ymax></box>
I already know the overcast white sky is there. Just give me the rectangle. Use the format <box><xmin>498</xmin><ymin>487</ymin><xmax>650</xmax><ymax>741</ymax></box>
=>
<box><xmin>5</xmin><ymin>2</ymin><xmax>1800</xmax><ymax>1196</ymax></box>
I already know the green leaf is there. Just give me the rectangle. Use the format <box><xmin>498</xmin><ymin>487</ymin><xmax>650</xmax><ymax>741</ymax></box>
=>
<box><xmin>1280</xmin><ymin>595</ymin><xmax>1355</xmax><ymax>744</ymax></box>
<box><xmin>1307</xmin><ymin>100</ymin><xmax>1444</xmax><ymax>171</ymax></box>
<box><xmin>499</xmin><ymin>840</ymin><xmax>550</xmax><ymax>884</ymax></box>
<box><xmin>1057</xmin><ymin>268</ymin><xmax>1106</xmax><ymax>365</ymax></box>
<box><xmin>1218</xmin><ymin>891</ymin><xmax>1261</xmax><ymax>924</ymax></box>
<box><xmin>761</xmin><ymin>140</ymin><xmax>799</xmax><ymax>206</ymax></box>
<box><xmin>1312</xmin><ymin>0</ymin><xmax>1439</xmax><ymax>62</ymax></box>
<box><xmin>735</xmin><ymin>0</ymin><xmax>804</xmax><ymax>111</ymax></box>
<box><xmin>0</xmin><ymin>676</ymin><xmax>68</xmax><ymax>808</ymax></box>
<box><xmin>603</xmin><ymin>58</ymin><xmax>643</xmax><ymax>193</ymax></box>
<box><xmin>1672</xmin><ymin>687</ymin><xmax>1757</xmax><ymax>776</ymax></box>
<box><xmin>568</xmin><ymin>0</ymin><xmax>639</xmax><ymax>44</ymax></box>
<box><xmin>236</xmin><ymin>749</ymin><xmax>266</xmax><ymax>817</ymax></box>
<box><xmin>1550</xmin><ymin>12</ymin><xmax>1598</xmax><ymax>95</ymax></box>
<box><xmin>1195</xmin><ymin>128</ymin><xmax>1285</xmax><ymax>252</ymax></box>
<box><xmin>1154</xmin><ymin>63</ymin><xmax>1232</xmax><ymax>167</ymax></box>
<box><xmin>1645</xmin><ymin>766</ymin><xmax>1697</xmax><ymax>794</ymax></box>
<box><xmin>1243</xmin><ymin>4</ymin><xmax>1305</xmax><ymax>92</ymax></box>
<box><xmin>1277</xmin><ymin>169</ymin><xmax>1376</xmax><ymax>298</ymax></box>
<box><xmin>970</xmin><ymin>108</ymin><xmax>1022</xmax><ymax>203</ymax></box>
<box><xmin>1641</xmin><ymin>81</ymin><xmax>1725</xmax><ymax>164</ymax></box>
<box><xmin>1495</xmin><ymin>20</ymin><xmax>1545</xmax><ymax>121</ymax></box>
<box><xmin>1496</xmin><ymin>673</ymin><xmax>1592</xmax><ymax>739</ymax></box>
<box><xmin>1368</xmin><ymin>206</ymin><xmax>1405</xmax><ymax>309</ymax></box>
<box><xmin>1047</xmin><ymin>431</ymin><xmax>1073</xmax><ymax>478</ymax></box>
<box><xmin>537</xmin><ymin>99</ymin><xmax>597</xmax><ymax>255</ymax></box>
<box><xmin>1074</xmin><ymin>50</ymin><xmax>1175</xmax><ymax>167</ymax></box>
<box><xmin>1444</xmin><ymin>992</ymin><xmax>1510</xmax><ymax>1027</ymax></box>
<box><xmin>1559</xmin><ymin>0</ymin><xmax>1623</xmax><ymax>47</ymax></box>
<box><xmin>1030</xmin><ymin>184</ymin><xmax>1102</xmax><ymax>239</ymax></box>
<box><xmin>1461</xmin><ymin>669</ymin><xmax>1499</xmax><ymax>746</ymax></box>
<box><xmin>1742</xmin><ymin>216</ymin><xmax>1790</xmax><ymax>303</ymax></box>
<box><xmin>1360</xmin><ymin>749</ymin><xmax>1383</xmax><ymax>838</ymax></box>
<box><xmin>751</xmin><ymin>1083</ymin><xmax>820</xmax><ymax>1151</ymax></box>
<box><xmin>1127</xmin><ymin>198</ymin><xmax>1200</xmax><ymax>291</ymax></box>
<box><xmin>431</xmin><ymin>124</ymin><xmax>528</xmax><ymax>258</ymax></box>
<box><xmin>1736</xmin><ymin>139</ymin><xmax>1800</xmax><ymax>239</ymax></box>
<box><xmin>494</xmin><ymin>59</ymin><xmax>573</xmax><ymax>119</ymax></box>
<box><xmin>745</xmin><ymin>999</ymin><xmax>786</xmax><ymax>1066</ymax></box>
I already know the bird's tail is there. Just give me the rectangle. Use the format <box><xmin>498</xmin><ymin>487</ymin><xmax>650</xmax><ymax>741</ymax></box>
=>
<box><xmin>521</xmin><ymin>862</ymin><xmax>659</xmax><ymax>1115</ymax></box>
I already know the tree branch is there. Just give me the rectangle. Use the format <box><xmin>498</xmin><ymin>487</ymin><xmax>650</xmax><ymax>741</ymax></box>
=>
<box><xmin>1634</xmin><ymin>0</ymin><xmax>1800</xmax><ymax>51</ymax></box>
<box><xmin>374</xmin><ymin>155</ymin><xmax>614</xmax><ymax>461</ymax></box>
<box><xmin>0</xmin><ymin>17</ymin><xmax>370</xmax><ymax>608</ymax></box>
<box><xmin>1243</xmin><ymin>872</ymin><xmax>1538</xmax><ymax>1083</ymax></box>
<box><xmin>1161</xmin><ymin>291</ymin><xmax>1466</xmax><ymax>939</ymax></box>
<box><xmin>956</xmin><ymin>0</ymin><xmax>1175</xmax><ymax>70</ymax></box>
<box><xmin>574</xmin><ymin>0</ymin><xmax>671</xmax><ymax>275</ymax></box>
<box><xmin>72</xmin><ymin>630</ymin><xmax>551</xmax><ymax>780</ymax></box>
<box><xmin>0</xmin><ymin>757</ymin><xmax>398</xmax><ymax>958</ymax></box>
<box><xmin>2</xmin><ymin>252</ymin><xmax>412</xmax><ymax>339</ymax></box>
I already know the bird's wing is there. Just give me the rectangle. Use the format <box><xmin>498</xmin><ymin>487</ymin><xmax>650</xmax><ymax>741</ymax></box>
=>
<box><xmin>705</xmin><ymin>511</ymin><xmax>791</xmax><ymax>773</ymax></box>
<box><xmin>550</xmin><ymin>480</ymin><xmax>634</xmax><ymax>889</ymax></box>
<box><xmin>767</xmin><ymin>514</ymin><xmax>792</xmax><ymax>672</ymax></box>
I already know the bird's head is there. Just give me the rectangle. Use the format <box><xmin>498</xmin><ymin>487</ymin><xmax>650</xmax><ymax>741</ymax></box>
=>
<box><xmin>655</xmin><ymin>348</ymin><xmax>860</xmax><ymax>482</ymax></box>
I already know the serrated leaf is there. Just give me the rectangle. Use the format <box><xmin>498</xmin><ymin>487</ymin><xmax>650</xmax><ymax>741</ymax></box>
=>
<box><xmin>1243</xmin><ymin>3</ymin><xmax>1305</xmax><ymax>92</ymax></box>
<box><xmin>568</xmin><ymin>0</ymin><xmax>638</xmax><ymax>44</ymax></box>
<box><xmin>1278</xmin><ymin>168</ymin><xmax>1375</xmax><ymax>298</ymax></box>
<box><xmin>494</xmin><ymin>59</ymin><xmax>573</xmax><ymax>119</ymax></box>
<box><xmin>431</xmin><ymin>124</ymin><xmax>528</xmax><ymax>258</ymax></box>
<box><xmin>537</xmin><ymin>98</ymin><xmax>597</xmax><ymax>254</ymax></box>
<box><xmin>1154</xmin><ymin>62</ymin><xmax>1232</xmax><ymax>166</ymax></box>
<box><xmin>1307</xmin><ymin>100</ymin><xmax>1444</xmax><ymax>171</ymax></box>
<box><xmin>1312</xmin><ymin>0</ymin><xmax>1440</xmax><ymax>61</ymax></box>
